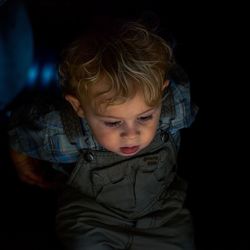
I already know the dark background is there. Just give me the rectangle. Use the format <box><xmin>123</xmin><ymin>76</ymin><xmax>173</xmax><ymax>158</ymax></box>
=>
<box><xmin>0</xmin><ymin>0</ymin><xmax>247</xmax><ymax>249</ymax></box>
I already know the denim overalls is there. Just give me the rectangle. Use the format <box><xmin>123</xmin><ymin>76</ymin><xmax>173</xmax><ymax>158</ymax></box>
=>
<box><xmin>56</xmin><ymin>117</ymin><xmax>195</xmax><ymax>250</ymax></box>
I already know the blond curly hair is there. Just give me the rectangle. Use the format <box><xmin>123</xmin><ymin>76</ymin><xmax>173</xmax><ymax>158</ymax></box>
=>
<box><xmin>59</xmin><ymin>19</ymin><xmax>174</xmax><ymax>108</ymax></box>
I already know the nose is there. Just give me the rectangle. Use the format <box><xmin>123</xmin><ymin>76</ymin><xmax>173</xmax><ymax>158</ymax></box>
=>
<box><xmin>120</xmin><ymin>123</ymin><xmax>140</xmax><ymax>139</ymax></box>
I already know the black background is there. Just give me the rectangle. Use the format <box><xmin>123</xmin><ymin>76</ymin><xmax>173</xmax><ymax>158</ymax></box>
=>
<box><xmin>0</xmin><ymin>0</ymin><xmax>247</xmax><ymax>249</ymax></box>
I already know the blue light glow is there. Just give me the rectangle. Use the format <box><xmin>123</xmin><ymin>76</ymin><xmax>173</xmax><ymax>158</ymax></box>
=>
<box><xmin>27</xmin><ymin>64</ymin><xmax>39</xmax><ymax>87</ymax></box>
<box><xmin>41</xmin><ymin>63</ymin><xmax>56</xmax><ymax>87</ymax></box>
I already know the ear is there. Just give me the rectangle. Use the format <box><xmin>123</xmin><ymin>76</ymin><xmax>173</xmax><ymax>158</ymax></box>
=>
<box><xmin>162</xmin><ymin>80</ymin><xmax>170</xmax><ymax>90</ymax></box>
<box><xmin>65</xmin><ymin>95</ymin><xmax>84</xmax><ymax>118</ymax></box>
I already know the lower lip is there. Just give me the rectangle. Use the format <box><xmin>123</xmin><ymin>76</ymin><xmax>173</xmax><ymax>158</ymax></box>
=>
<box><xmin>120</xmin><ymin>146</ymin><xmax>139</xmax><ymax>155</ymax></box>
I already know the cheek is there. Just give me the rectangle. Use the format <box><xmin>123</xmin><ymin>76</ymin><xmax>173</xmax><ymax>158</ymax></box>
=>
<box><xmin>144</xmin><ymin>126</ymin><xmax>157</xmax><ymax>140</ymax></box>
<box><xmin>93</xmin><ymin>128</ymin><xmax>118</xmax><ymax>146</ymax></box>
<box><xmin>142</xmin><ymin>120</ymin><xmax>160</xmax><ymax>139</ymax></box>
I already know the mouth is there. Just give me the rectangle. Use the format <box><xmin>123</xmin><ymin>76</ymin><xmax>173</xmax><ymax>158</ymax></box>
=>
<box><xmin>120</xmin><ymin>146</ymin><xmax>140</xmax><ymax>155</ymax></box>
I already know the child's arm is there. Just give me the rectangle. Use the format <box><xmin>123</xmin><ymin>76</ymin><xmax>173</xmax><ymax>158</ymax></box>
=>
<box><xmin>8</xmin><ymin>102</ymin><xmax>63</xmax><ymax>188</ymax></box>
<box><xmin>8</xmin><ymin>101</ymin><xmax>80</xmax><ymax>188</ymax></box>
<box><xmin>10</xmin><ymin>149</ymin><xmax>56</xmax><ymax>188</ymax></box>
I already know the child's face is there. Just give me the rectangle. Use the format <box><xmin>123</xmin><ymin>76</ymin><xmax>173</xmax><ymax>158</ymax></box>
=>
<box><xmin>82</xmin><ymin>91</ymin><xmax>162</xmax><ymax>156</ymax></box>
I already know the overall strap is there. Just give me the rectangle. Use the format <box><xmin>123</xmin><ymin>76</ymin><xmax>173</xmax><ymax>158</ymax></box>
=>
<box><xmin>60</xmin><ymin>101</ymin><xmax>84</xmax><ymax>145</ymax></box>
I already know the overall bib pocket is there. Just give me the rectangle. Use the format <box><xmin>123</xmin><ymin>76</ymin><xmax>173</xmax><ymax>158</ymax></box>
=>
<box><xmin>66</xmin><ymin>132</ymin><xmax>177</xmax><ymax>215</ymax></box>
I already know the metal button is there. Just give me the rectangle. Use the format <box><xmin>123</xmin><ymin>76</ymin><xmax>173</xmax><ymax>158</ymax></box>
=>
<box><xmin>161</xmin><ymin>132</ymin><xmax>169</xmax><ymax>142</ymax></box>
<box><xmin>84</xmin><ymin>151</ymin><xmax>94</xmax><ymax>162</ymax></box>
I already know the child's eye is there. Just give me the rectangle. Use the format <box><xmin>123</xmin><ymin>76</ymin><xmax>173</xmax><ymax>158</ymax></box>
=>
<box><xmin>104</xmin><ymin>121</ymin><xmax>122</xmax><ymax>128</ymax></box>
<box><xmin>138</xmin><ymin>115</ymin><xmax>153</xmax><ymax>123</ymax></box>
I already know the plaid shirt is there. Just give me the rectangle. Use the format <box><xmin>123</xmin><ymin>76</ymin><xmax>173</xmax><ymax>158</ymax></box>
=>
<box><xmin>9</xmin><ymin>80</ymin><xmax>198</xmax><ymax>166</ymax></box>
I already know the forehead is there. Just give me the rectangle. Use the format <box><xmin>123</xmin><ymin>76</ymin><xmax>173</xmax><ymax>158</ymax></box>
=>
<box><xmin>93</xmin><ymin>90</ymin><xmax>152</xmax><ymax>118</ymax></box>
<box><xmin>87</xmin><ymin>77</ymin><xmax>138</xmax><ymax>109</ymax></box>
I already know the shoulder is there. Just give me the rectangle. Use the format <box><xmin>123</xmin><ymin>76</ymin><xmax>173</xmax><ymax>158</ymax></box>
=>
<box><xmin>159</xmin><ymin>80</ymin><xmax>198</xmax><ymax>133</ymax></box>
<box><xmin>9</xmin><ymin>99</ymin><xmax>64</xmax><ymax>133</ymax></box>
<box><xmin>8</xmin><ymin>99</ymin><xmax>88</xmax><ymax>163</ymax></box>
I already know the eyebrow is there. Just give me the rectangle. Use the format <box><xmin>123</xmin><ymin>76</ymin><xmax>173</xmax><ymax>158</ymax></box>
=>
<box><xmin>96</xmin><ymin>107</ymin><xmax>156</xmax><ymax>119</ymax></box>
